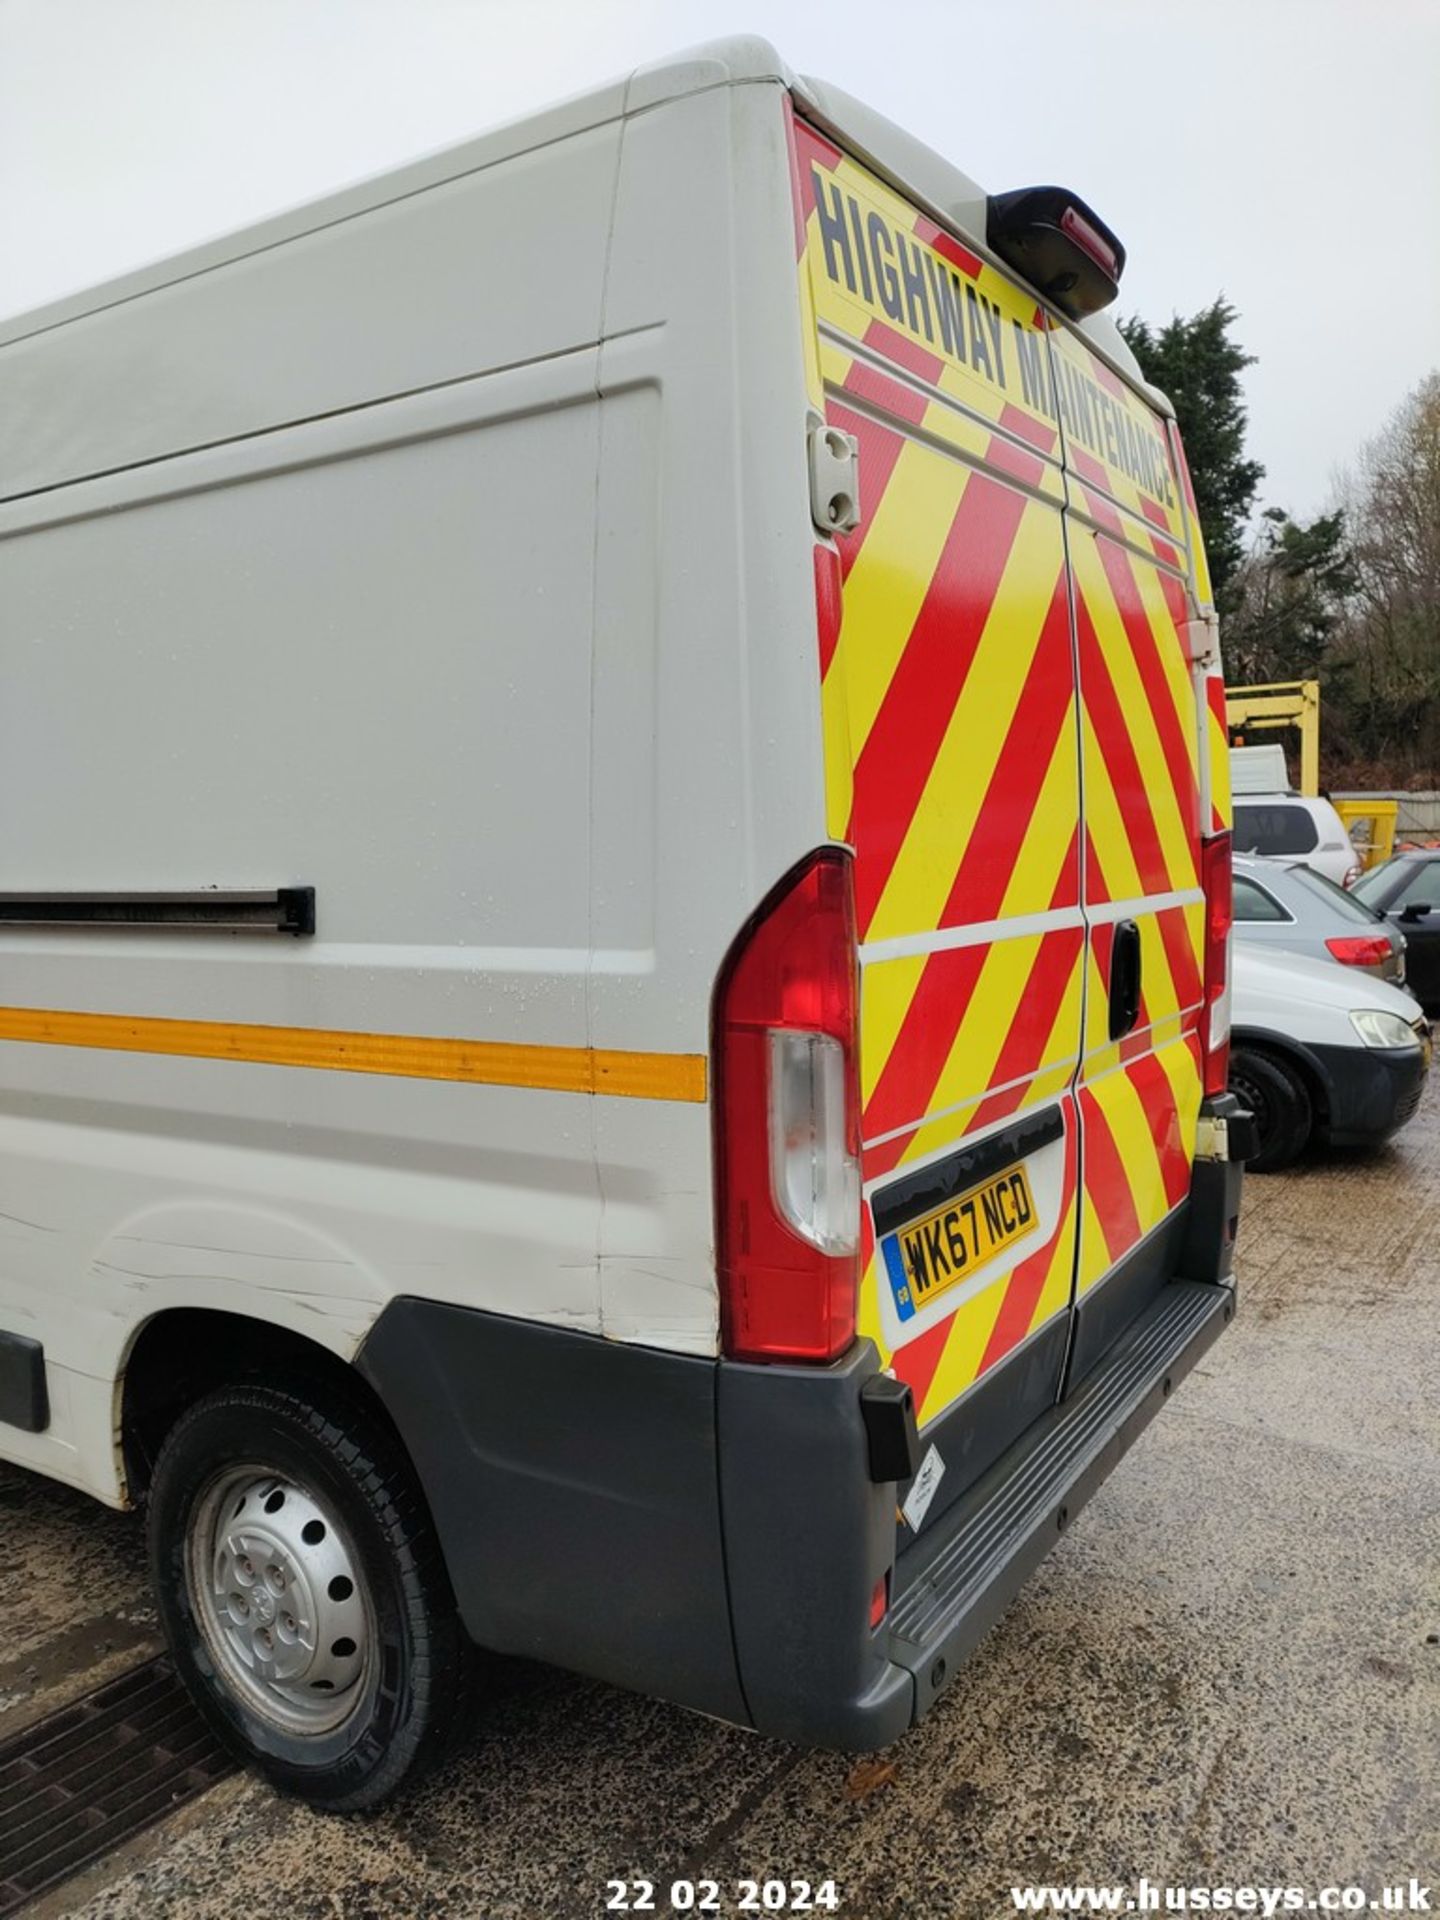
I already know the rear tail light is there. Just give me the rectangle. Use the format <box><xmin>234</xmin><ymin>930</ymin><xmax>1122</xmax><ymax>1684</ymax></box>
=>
<box><xmin>1325</xmin><ymin>934</ymin><xmax>1394</xmax><ymax>969</ymax></box>
<box><xmin>869</xmin><ymin>1574</ymin><xmax>889</xmax><ymax>1630</ymax></box>
<box><xmin>713</xmin><ymin>849</ymin><xmax>861</xmax><ymax>1363</ymax></box>
<box><xmin>1342</xmin><ymin>864</ymin><xmax>1362</xmax><ymax>890</ymax></box>
<box><xmin>1200</xmin><ymin>832</ymin><xmax>1233</xmax><ymax>1099</ymax></box>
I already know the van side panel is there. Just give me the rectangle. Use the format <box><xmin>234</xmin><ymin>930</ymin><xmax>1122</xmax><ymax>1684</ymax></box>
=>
<box><xmin>0</xmin><ymin>367</ymin><xmax>612</xmax><ymax>1497</ymax></box>
<box><xmin>585</xmin><ymin>80</ymin><xmax>828</xmax><ymax>1353</ymax></box>
<box><xmin>0</xmin><ymin>119</ymin><xmax>625</xmax><ymax>501</ymax></box>
<box><xmin>0</xmin><ymin>71</ymin><xmax>825</xmax><ymax>1505</ymax></box>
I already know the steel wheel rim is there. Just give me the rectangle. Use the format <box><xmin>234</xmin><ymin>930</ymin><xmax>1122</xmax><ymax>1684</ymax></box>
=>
<box><xmin>186</xmin><ymin>1465</ymin><xmax>377</xmax><ymax>1738</ymax></box>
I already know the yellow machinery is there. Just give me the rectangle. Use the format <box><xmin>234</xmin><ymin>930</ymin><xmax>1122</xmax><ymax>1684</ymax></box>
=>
<box><xmin>1225</xmin><ymin>679</ymin><xmax>1321</xmax><ymax>795</ymax></box>
<box><xmin>1225</xmin><ymin>678</ymin><xmax>1396</xmax><ymax>869</ymax></box>
<box><xmin>1334</xmin><ymin>799</ymin><xmax>1397</xmax><ymax>869</ymax></box>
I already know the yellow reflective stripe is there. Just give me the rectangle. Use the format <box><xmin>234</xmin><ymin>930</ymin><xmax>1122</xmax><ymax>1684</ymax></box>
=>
<box><xmin>1094</xmin><ymin>1065</ymin><xmax>1168</xmax><ymax>1234</ymax></box>
<box><xmin>1025</xmin><ymin>1195</ymin><xmax>1079</xmax><ymax>1335</ymax></box>
<box><xmin>999</xmin><ymin>716</ymin><xmax>1082</xmax><ymax>918</ymax></box>
<box><xmin>822</xmin><ymin>690</ymin><xmax>856</xmax><ymax>842</ymax></box>
<box><xmin>1082</xmin><ymin>947</ymin><xmax>1122</xmax><ymax>1068</ymax></box>
<box><xmin>918</xmin><ymin>1274</ymin><xmax>1009</xmax><ymax>1424</ymax></box>
<box><xmin>1156</xmin><ymin>1031</ymin><xmax>1204</xmax><ymax>1157</ymax></box>
<box><xmin>1080</xmin><ymin>708</ymin><xmax>1144</xmax><ymax>902</ymax></box>
<box><xmin>925</xmin><ymin>931</ymin><xmax>1042</xmax><ymax>1120</ymax></box>
<box><xmin>798</xmin><ymin>259</ymin><xmax>825</xmax><ymax>412</ymax></box>
<box><xmin>1138</xmin><ymin>914</ymin><xmax>1181</xmax><ymax>1022</ymax></box>
<box><xmin>1028</xmin><ymin>969</ymin><xmax>1085</xmax><ymax>1103</ymax></box>
<box><xmin>895</xmin><ymin>1095</ymin><xmax>981</xmax><ymax>1169</ymax></box>
<box><xmin>1077</xmin><ymin>1185</ymin><xmax>1113</xmax><ymax>1293</ymax></box>
<box><xmin>828</xmin><ymin>444</ymin><xmax>967</xmax><ymax>764</ymax></box>
<box><xmin>856</xmin><ymin>1248</ymin><xmax>887</xmax><ymax>1356</ymax></box>
<box><xmin>0</xmin><ymin>1007</ymin><xmax>707</xmax><ymax>1102</ymax></box>
<box><xmin>1207</xmin><ymin>684</ymin><xmax>1232</xmax><ymax>829</ymax></box>
<box><xmin>860</xmin><ymin>952</ymin><xmax>927</xmax><ymax>1107</ymax></box>
<box><xmin>1073</xmin><ymin>542</ymin><xmax>1195</xmax><ymax>894</ymax></box>
<box><xmin>867</xmin><ymin>502</ymin><xmax>1061</xmax><ymax>945</ymax></box>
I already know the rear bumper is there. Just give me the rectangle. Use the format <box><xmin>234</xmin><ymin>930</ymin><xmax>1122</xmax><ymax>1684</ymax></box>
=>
<box><xmin>884</xmin><ymin>1279</ymin><xmax>1233</xmax><ymax>1729</ymax></box>
<box><xmin>720</xmin><ymin>1273</ymin><xmax>1235</xmax><ymax>1749</ymax></box>
<box><xmin>358</xmin><ymin>1170</ymin><xmax>1240</xmax><ymax>1751</ymax></box>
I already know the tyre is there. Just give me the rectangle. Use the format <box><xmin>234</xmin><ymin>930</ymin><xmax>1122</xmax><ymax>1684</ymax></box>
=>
<box><xmin>1228</xmin><ymin>1045</ymin><xmax>1313</xmax><ymax>1173</ymax></box>
<box><xmin>146</xmin><ymin>1377</ymin><xmax>471</xmax><ymax>1810</ymax></box>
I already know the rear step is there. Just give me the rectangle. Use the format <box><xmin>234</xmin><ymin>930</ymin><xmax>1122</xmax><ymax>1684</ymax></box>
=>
<box><xmin>888</xmin><ymin>1280</ymin><xmax>1234</xmax><ymax>1719</ymax></box>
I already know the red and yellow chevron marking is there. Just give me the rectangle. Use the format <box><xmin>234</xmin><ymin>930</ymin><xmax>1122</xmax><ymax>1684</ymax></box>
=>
<box><xmin>1049</xmin><ymin>325</ymin><xmax>1187</xmax><ymax>550</ymax></box>
<box><xmin>792</xmin><ymin>120</ymin><xmax>1088</xmax><ymax>1418</ymax></box>
<box><xmin>1068</xmin><ymin>475</ymin><xmax>1186</xmax><ymax>575</ymax></box>
<box><xmin>790</xmin><ymin>115</ymin><xmax>1213</xmax><ymax>1422</ymax></box>
<box><xmin>1073</xmin><ymin>500</ymin><xmax>1205</xmax><ymax>1286</ymax></box>
<box><xmin>792</xmin><ymin>123</ymin><xmax>1061</xmax><ymax>472</ymax></box>
<box><xmin>830</xmin><ymin>404</ymin><xmax>1084</xmax><ymax>1166</ymax></box>
<box><xmin>1076</xmin><ymin>535</ymin><xmax>1201</xmax><ymax>875</ymax></box>
<box><xmin>1075</xmin><ymin>1033</ymin><xmax>1203</xmax><ymax>1295</ymax></box>
<box><xmin>1205</xmin><ymin>670</ymin><xmax>1232</xmax><ymax>834</ymax></box>
<box><xmin>1167</xmin><ymin>419</ymin><xmax>1215</xmax><ymax>611</ymax></box>
<box><xmin>861</xmin><ymin>1110</ymin><xmax>1081</xmax><ymax>1428</ymax></box>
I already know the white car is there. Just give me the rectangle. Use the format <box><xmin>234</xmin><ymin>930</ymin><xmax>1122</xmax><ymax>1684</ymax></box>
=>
<box><xmin>1232</xmin><ymin>791</ymin><xmax>1361</xmax><ymax>890</ymax></box>
<box><xmin>1230</xmin><ymin>945</ymin><xmax>1430</xmax><ymax>1171</ymax></box>
<box><xmin>1228</xmin><ymin>787</ymin><xmax>1367</xmax><ymax>890</ymax></box>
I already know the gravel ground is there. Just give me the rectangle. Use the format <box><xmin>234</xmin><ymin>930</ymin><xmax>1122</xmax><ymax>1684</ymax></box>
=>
<box><xmin>5</xmin><ymin>1078</ymin><xmax>1438</xmax><ymax>1920</ymax></box>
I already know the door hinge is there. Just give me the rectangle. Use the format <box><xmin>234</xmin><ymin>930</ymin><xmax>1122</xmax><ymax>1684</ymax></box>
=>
<box><xmin>1184</xmin><ymin>611</ymin><xmax>1220</xmax><ymax>666</ymax></box>
<box><xmin>808</xmin><ymin>411</ymin><xmax>861</xmax><ymax>536</ymax></box>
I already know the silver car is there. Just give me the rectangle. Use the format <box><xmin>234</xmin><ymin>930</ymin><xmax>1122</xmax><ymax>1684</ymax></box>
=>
<box><xmin>1232</xmin><ymin>854</ymin><xmax>1406</xmax><ymax>985</ymax></box>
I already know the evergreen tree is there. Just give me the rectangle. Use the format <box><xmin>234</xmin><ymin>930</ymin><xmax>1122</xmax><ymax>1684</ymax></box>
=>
<box><xmin>1119</xmin><ymin>298</ymin><xmax>1264</xmax><ymax>609</ymax></box>
<box><xmin>1221</xmin><ymin>508</ymin><xmax>1356</xmax><ymax>688</ymax></box>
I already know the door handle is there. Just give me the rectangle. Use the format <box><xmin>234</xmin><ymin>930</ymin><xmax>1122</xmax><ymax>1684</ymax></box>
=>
<box><xmin>1108</xmin><ymin>920</ymin><xmax>1142</xmax><ymax>1041</ymax></box>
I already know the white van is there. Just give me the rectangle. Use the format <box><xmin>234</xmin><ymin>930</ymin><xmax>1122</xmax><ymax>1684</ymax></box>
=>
<box><xmin>0</xmin><ymin>38</ymin><xmax>1246</xmax><ymax>1807</ymax></box>
<box><xmin>1230</xmin><ymin>746</ymin><xmax>1359</xmax><ymax>888</ymax></box>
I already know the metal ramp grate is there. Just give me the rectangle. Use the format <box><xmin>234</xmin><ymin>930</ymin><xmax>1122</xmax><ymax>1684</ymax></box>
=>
<box><xmin>0</xmin><ymin>1656</ymin><xmax>232</xmax><ymax>1915</ymax></box>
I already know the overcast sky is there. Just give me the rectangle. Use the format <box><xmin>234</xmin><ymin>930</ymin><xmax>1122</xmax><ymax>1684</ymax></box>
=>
<box><xmin>3</xmin><ymin>0</ymin><xmax>1436</xmax><ymax>521</ymax></box>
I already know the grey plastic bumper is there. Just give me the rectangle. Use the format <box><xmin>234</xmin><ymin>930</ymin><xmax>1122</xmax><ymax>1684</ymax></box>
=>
<box><xmin>359</xmin><ymin>1244</ymin><xmax>1236</xmax><ymax>1752</ymax></box>
<box><xmin>718</xmin><ymin>1275</ymin><xmax>1235</xmax><ymax>1749</ymax></box>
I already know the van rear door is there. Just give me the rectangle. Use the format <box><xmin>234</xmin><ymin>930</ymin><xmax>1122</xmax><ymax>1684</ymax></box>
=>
<box><xmin>790</xmin><ymin>116</ymin><xmax>1087</xmax><ymax>1515</ymax></box>
<box><xmin>1046</xmin><ymin>325</ymin><xmax>1208</xmax><ymax>1379</ymax></box>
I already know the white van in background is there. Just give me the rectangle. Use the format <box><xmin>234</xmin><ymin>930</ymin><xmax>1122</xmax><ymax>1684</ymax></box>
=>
<box><xmin>1230</xmin><ymin>745</ymin><xmax>1359</xmax><ymax>889</ymax></box>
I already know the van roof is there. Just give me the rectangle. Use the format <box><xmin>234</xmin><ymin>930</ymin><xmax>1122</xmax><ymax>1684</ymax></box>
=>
<box><xmin>0</xmin><ymin>36</ymin><xmax>1165</xmax><ymax>411</ymax></box>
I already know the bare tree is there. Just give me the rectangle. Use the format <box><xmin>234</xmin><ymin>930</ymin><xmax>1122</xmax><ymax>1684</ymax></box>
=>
<box><xmin>1331</xmin><ymin>375</ymin><xmax>1440</xmax><ymax>775</ymax></box>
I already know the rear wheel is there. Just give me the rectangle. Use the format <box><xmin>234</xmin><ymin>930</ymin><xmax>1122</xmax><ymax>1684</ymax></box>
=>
<box><xmin>1229</xmin><ymin>1046</ymin><xmax>1313</xmax><ymax>1173</ymax></box>
<box><xmin>147</xmin><ymin>1378</ymin><xmax>471</xmax><ymax>1810</ymax></box>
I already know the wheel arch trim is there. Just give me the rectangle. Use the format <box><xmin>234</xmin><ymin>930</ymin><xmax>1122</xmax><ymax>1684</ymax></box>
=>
<box><xmin>1229</xmin><ymin>1026</ymin><xmax>1333</xmax><ymax>1125</ymax></box>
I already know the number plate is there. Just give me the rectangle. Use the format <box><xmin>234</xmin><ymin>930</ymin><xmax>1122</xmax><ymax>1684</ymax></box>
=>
<box><xmin>881</xmin><ymin>1162</ymin><xmax>1038</xmax><ymax>1323</ymax></box>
